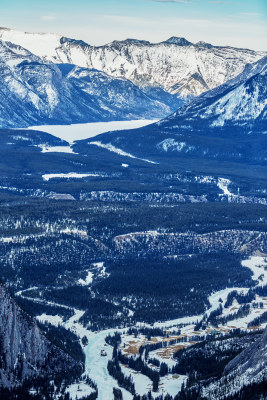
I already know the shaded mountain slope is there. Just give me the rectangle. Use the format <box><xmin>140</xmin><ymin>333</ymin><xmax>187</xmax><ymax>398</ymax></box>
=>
<box><xmin>202</xmin><ymin>328</ymin><xmax>267</xmax><ymax>399</ymax></box>
<box><xmin>0</xmin><ymin>40</ymin><xmax>169</xmax><ymax>129</ymax></box>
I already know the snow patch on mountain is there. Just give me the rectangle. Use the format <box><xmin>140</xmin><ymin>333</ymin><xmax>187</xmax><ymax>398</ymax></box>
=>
<box><xmin>208</xmin><ymin>83</ymin><xmax>267</xmax><ymax>127</ymax></box>
<box><xmin>89</xmin><ymin>141</ymin><xmax>158</xmax><ymax>164</ymax></box>
<box><xmin>157</xmin><ymin>138</ymin><xmax>196</xmax><ymax>152</ymax></box>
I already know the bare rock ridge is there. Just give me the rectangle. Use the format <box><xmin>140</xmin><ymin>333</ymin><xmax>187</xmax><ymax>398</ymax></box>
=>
<box><xmin>159</xmin><ymin>55</ymin><xmax>267</xmax><ymax>131</ymax></box>
<box><xmin>225</xmin><ymin>326</ymin><xmax>267</xmax><ymax>377</ymax></box>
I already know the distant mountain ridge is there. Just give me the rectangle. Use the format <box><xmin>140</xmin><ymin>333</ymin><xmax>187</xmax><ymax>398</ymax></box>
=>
<box><xmin>0</xmin><ymin>27</ymin><xmax>265</xmax><ymax>98</ymax></box>
<box><xmin>82</xmin><ymin>56</ymin><xmax>267</xmax><ymax>166</ymax></box>
<box><xmin>158</xmin><ymin>55</ymin><xmax>267</xmax><ymax>131</ymax></box>
<box><xmin>0</xmin><ymin>39</ymin><xmax>170</xmax><ymax>128</ymax></box>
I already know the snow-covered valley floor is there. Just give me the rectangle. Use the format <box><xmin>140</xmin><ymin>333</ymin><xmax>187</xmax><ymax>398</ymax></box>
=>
<box><xmin>16</xmin><ymin>255</ymin><xmax>267</xmax><ymax>400</ymax></box>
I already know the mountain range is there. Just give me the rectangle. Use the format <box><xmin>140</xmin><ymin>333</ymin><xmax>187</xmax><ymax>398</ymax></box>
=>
<box><xmin>83</xmin><ymin>56</ymin><xmax>267</xmax><ymax>167</ymax></box>
<box><xmin>0</xmin><ymin>27</ymin><xmax>264</xmax><ymax>99</ymax></box>
<box><xmin>0</xmin><ymin>39</ymin><xmax>171</xmax><ymax>129</ymax></box>
<box><xmin>0</xmin><ymin>27</ymin><xmax>266</xmax><ymax>130</ymax></box>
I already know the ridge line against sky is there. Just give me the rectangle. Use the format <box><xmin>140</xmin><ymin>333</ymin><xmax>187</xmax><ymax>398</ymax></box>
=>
<box><xmin>1</xmin><ymin>0</ymin><xmax>266</xmax><ymax>51</ymax></box>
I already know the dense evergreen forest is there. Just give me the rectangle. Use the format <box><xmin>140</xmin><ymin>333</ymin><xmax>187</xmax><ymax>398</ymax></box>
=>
<box><xmin>0</xmin><ymin>196</ymin><xmax>265</xmax><ymax>328</ymax></box>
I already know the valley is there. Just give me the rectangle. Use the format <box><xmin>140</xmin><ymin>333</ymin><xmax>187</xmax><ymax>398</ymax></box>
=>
<box><xmin>12</xmin><ymin>254</ymin><xmax>267</xmax><ymax>399</ymax></box>
<box><xmin>0</xmin><ymin>21</ymin><xmax>266</xmax><ymax>400</ymax></box>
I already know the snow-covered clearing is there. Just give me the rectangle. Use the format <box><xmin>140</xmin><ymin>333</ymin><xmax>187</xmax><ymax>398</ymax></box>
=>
<box><xmin>207</xmin><ymin>287</ymin><xmax>248</xmax><ymax>317</ymax></box>
<box><xmin>40</xmin><ymin>145</ymin><xmax>77</xmax><ymax>154</ymax></box>
<box><xmin>78</xmin><ymin>271</ymin><xmax>94</xmax><ymax>286</ymax></box>
<box><xmin>37</xmin><ymin>313</ymin><xmax>63</xmax><ymax>326</ymax></box>
<box><xmin>217</xmin><ymin>177</ymin><xmax>234</xmax><ymax>196</ymax></box>
<box><xmin>28</xmin><ymin>120</ymin><xmax>156</xmax><ymax>143</ymax></box>
<box><xmin>242</xmin><ymin>256</ymin><xmax>267</xmax><ymax>285</ymax></box>
<box><xmin>65</xmin><ymin>383</ymin><xmax>94</xmax><ymax>400</ymax></box>
<box><xmin>159</xmin><ymin>374</ymin><xmax>187</xmax><ymax>398</ymax></box>
<box><xmin>42</xmin><ymin>173</ymin><xmax>101</xmax><ymax>181</ymax></box>
<box><xmin>121</xmin><ymin>364</ymin><xmax>152</xmax><ymax>394</ymax></box>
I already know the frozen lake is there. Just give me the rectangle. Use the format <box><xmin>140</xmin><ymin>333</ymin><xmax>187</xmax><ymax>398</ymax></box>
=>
<box><xmin>29</xmin><ymin>120</ymin><xmax>157</xmax><ymax>143</ymax></box>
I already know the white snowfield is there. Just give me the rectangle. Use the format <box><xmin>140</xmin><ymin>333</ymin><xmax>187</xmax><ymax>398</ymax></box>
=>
<box><xmin>78</xmin><ymin>271</ymin><xmax>94</xmax><ymax>286</ymax></box>
<box><xmin>42</xmin><ymin>173</ymin><xmax>101</xmax><ymax>181</ymax></box>
<box><xmin>29</xmin><ymin>120</ymin><xmax>157</xmax><ymax>143</ymax></box>
<box><xmin>66</xmin><ymin>383</ymin><xmax>94</xmax><ymax>400</ymax></box>
<box><xmin>37</xmin><ymin>314</ymin><xmax>63</xmax><ymax>326</ymax></box>
<box><xmin>217</xmin><ymin>177</ymin><xmax>233</xmax><ymax>196</ymax></box>
<box><xmin>242</xmin><ymin>256</ymin><xmax>267</xmax><ymax>286</ymax></box>
<box><xmin>209</xmin><ymin>81</ymin><xmax>267</xmax><ymax>127</ymax></box>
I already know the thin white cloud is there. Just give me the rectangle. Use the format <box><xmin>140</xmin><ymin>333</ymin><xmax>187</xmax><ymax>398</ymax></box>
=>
<box><xmin>41</xmin><ymin>15</ymin><xmax>56</xmax><ymax>21</ymax></box>
<box><xmin>209</xmin><ymin>1</ymin><xmax>232</xmax><ymax>4</ymax></box>
<box><xmin>151</xmin><ymin>0</ymin><xmax>190</xmax><ymax>3</ymax></box>
<box><xmin>240</xmin><ymin>12</ymin><xmax>261</xmax><ymax>17</ymax></box>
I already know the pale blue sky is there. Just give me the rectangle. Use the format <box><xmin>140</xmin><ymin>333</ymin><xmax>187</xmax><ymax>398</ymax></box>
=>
<box><xmin>1</xmin><ymin>0</ymin><xmax>266</xmax><ymax>50</ymax></box>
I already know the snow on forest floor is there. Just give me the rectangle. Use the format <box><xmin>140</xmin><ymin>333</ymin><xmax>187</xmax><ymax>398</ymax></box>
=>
<box><xmin>40</xmin><ymin>145</ymin><xmax>77</xmax><ymax>154</ymax></box>
<box><xmin>65</xmin><ymin>383</ymin><xmax>94</xmax><ymax>399</ymax></box>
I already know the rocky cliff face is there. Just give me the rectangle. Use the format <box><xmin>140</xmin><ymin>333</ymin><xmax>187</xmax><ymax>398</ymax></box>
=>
<box><xmin>0</xmin><ymin>284</ymin><xmax>79</xmax><ymax>388</ymax></box>
<box><xmin>203</xmin><ymin>327</ymin><xmax>267</xmax><ymax>399</ymax></box>
<box><xmin>0</xmin><ymin>28</ymin><xmax>264</xmax><ymax>98</ymax></box>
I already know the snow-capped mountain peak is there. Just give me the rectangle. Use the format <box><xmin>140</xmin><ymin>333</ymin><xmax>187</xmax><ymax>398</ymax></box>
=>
<box><xmin>0</xmin><ymin>27</ymin><xmax>265</xmax><ymax>99</ymax></box>
<box><xmin>163</xmin><ymin>36</ymin><xmax>192</xmax><ymax>46</ymax></box>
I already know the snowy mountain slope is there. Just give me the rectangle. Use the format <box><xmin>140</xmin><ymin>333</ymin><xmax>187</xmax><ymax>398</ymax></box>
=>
<box><xmin>85</xmin><ymin>56</ymin><xmax>267</xmax><ymax>166</ymax></box>
<box><xmin>159</xmin><ymin>55</ymin><xmax>267</xmax><ymax>131</ymax></box>
<box><xmin>0</xmin><ymin>40</ymin><xmax>170</xmax><ymax>128</ymax></box>
<box><xmin>63</xmin><ymin>64</ymin><xmax>169</xmax><ymax>118</ymax></box>
<box><xmin>0</xmin><ymin>27</ymin><xmax>265</xmax><ymax>98</ymax></box>
<box><xmin>203</xmin><ymin>327</ymin><xmax>267</xmax><ymax>399</ymax></box>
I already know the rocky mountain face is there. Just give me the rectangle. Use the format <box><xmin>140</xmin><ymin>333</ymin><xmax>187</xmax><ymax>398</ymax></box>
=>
<box><xmin>0</xmin><ymin>284</ymin><xmax>79</xmax><ymax>388</ymax></box>
<box><xmin>159</xmin><ymin>55</ymin><xmax>267</xmax><ymax>132</ymax></box>
<box><xmin>0</xmin><ymin>40</ymin><xmax>170</xmax><ymax>129</ymax></box>
<box><xmin>203</xmin><ymin>327</ymin><xmax>267</xmax><ymax>399</ymax></box>
<box><xmin>0</xmin><ymin>27</ymin><xmax>264</xmax><ymax>98</ymax></box>
<box><xmin>86</xmin><ymin>56</ymin><xmax>267</xmax><ymax>166</ymax></box>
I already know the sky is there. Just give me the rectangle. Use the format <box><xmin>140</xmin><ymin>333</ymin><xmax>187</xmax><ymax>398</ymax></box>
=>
<box><xmin>0</xmin><ymin>0</ymin><xmax>266</xmax><ymax>50</ymax></box>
